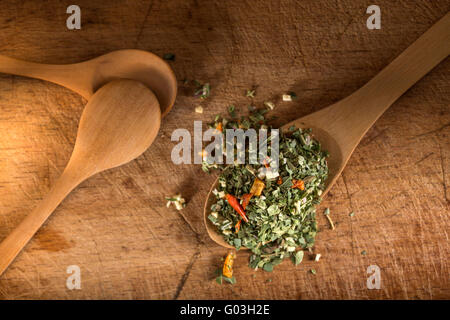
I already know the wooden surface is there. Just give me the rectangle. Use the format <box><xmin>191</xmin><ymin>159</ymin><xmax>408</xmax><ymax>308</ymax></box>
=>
<box><xmin>0</xmin><ymin>0</ymin><xmax>448</xmax><ymax>299</ymax></box>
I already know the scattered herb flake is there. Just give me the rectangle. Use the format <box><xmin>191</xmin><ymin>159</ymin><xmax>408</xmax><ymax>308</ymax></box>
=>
<box><xmin>264</xmin><ymin>101</ymin><xmax>275</xmax><ymax>110</ymax></box>
<box><xmin>224</xmin><ymin>276</ymin><xmax>236</xmax><ymax>284</ymax></box>
<box><xmin>293</xmin><ymin>250</ymin><xmax>304</xmax><ymax>266</ymax></box>
<box><xmin>165</xmin><ymin>194</ymin><xmax>186</xmax><ymax>210</ymax></box>
<box><xmin>228</xmin><ymin>105</ymin><xmax>237</xmax><ymax>119</ymax></box>
<box><xmin>195</xmin><ymin>106</ymin><xmax>204</xmax><ymax>114</ymax></box>
<box><xmin>263</xmin><ymin>263</ymin><xmax>274</xmax><ymax>272</ymax></box>
<box><xmin>162</xmin><ymin>53</ymin><xmax>175</xmax><ymax>61</ymax></box>
<box><xmin>194</xmin><ymin>82</ymin><xmax>211</xmax><ymax>99</ymax></box>
<box><xmin>324</xmin><ymin>208</ymin><xmax>335</xmax><ymax>230</ymax></box>
<box><xmin>233</xmin><ymin>238</ymin><xmax>242</xmax><ymax>250</ymax></box>
<box><xmin>288</xmin><ymin>91</ymin><xmax>297</xmax><ymax>100</ymax></box>
<box><xmin>282</xmin><ymin>92</ymin><xmax>297</xmax><ymax>101</ymax></box>
<box><xmin>246</xmin><ymin>89</ymin><xmax>256</xmax><ymax>98</ymax></box>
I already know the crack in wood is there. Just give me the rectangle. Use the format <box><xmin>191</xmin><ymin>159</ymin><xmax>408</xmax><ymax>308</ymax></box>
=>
<box><xmin>409</xmin><ymin>122</ymin><xmax>450</xmax><ymax>139</ymax></box>
<box><xmin>360</xmin><ymin>128</ymin><xmax>387</xmax><ymax>147</ymax></box>
<box><xmin>414</xmin><ymin>152</ymin><xmax>434</xmax><ymax>165</ymax></box>
<box><xmin>438</xmin><ymin>144</ymin><xmax>449</xmax><ymax>205</ymax></box>
<box><xmin>176</xmin><ymin>209</ymin><xmax>205</xmax><ymax>245</ymax></box>
<box><xmin>173</xmin><ymin>249</ymin><xmax>200</xmax><ymax>300</ymax></box>
<box><xmin>134</xmin><ymin>0</ymin><xmax>154</xmax><ymax>48</ymax></box>
<box><xmin>341</xmin><ymin>172</ymin><xmax>357</xmax><ymax>256</ymax></box>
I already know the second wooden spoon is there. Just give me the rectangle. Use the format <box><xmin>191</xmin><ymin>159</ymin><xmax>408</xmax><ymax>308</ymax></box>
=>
<box><xmin>0</xmin><ymin>79</ymin><xmax>161</xmax><ymax>276</ymax></box>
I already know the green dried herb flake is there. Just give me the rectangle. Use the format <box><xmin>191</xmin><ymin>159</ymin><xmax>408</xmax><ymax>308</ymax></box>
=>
<box><xmin>162</xmin><ymin>53</ymin><xmax>175</xmax><ymax>61</ymax></box>
<box><xmin>246</xmin><ymin>89</ymin><xmax>256</xmax><ymax>98</ymax></box>
<box><xmin>292</xmin><ymin>250</ymin><xmax>304</xmax><ymax>266</ymax></box>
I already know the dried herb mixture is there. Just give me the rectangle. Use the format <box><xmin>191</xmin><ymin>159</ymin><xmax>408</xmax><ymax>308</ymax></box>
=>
<box><xmin>205</xmin><ymin>106</ymin><xmax>329</xmax><ymax>272</ymax></box>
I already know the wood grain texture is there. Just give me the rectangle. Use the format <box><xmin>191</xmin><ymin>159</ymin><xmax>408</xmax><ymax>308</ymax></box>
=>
<box><xmin>0</xmin><ymin>0</ymin><xmax>448</xmax><ymax>299</ymax></box>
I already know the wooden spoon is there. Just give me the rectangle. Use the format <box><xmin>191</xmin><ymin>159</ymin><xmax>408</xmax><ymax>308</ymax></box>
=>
<box><xmin>0</xmin><ymin>49</ymin><xmax>177</xmax><ymax>116</ymax></box>
<box><xmin>205</xmin><ymin>12</ymin><xmax>450</xmax><ymax>248</ymax></box>
<box><xmin>0</xmin><ymin>79</ymin><xmax>161</xmax><ymax>276</ymax></box>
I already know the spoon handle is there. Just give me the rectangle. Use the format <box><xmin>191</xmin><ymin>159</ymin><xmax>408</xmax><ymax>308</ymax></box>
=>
<box><xmin>0</xmin><ymin>55</ymin><xmax>92</xmax><ymax>99</ymax></box>
<box><xmin>309</xmin><ymin>12</ymin><xmax>450</xmax><ymax>157</ymax></box>
<box><xmin>0</xmin><ymin>162</ymin><xmax>86</xmax><ymax>276</ymax></box>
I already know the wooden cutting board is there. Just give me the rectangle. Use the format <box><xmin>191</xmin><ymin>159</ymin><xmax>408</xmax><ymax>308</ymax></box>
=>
<box><xmin>0</xmin><ymin>0</ymin><xmax>448</xmax><ymax>299</ymax></box>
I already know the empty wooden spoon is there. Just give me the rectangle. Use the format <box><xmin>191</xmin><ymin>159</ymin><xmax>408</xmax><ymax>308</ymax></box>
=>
<box><xmin>0</xmin><ymin>79</ymin><xmax>161</xmax><ymax>276</ymax></box>
<box><xmin>205</xmin><ymin>12</ymin><xmax>450</xmax><ymax>248</ymax></box>
<box><xmin>0</xmin><ymin>49</ymin><xmax>177</xmax><ymax>116</ymax></box>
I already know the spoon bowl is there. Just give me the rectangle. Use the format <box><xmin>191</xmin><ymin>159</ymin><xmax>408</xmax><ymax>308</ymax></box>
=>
<box><xmin>204</xmin><ymin>12</ymin><xmax>450</xmax><ymax>249</ymax></box>
<box><xmin>70</xmin><ymin>79</ymin><xmax>161</xmax><ymax>175</ymax></box>
<box><xmin>0</xmin><ymin>49</ymin><xmax>177</xmax><ymax>116</ymax></box>
<box><xmin>0</xmin><ymin>79</ymin><xmax>161</xmax><ymax>276</ymax></box>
